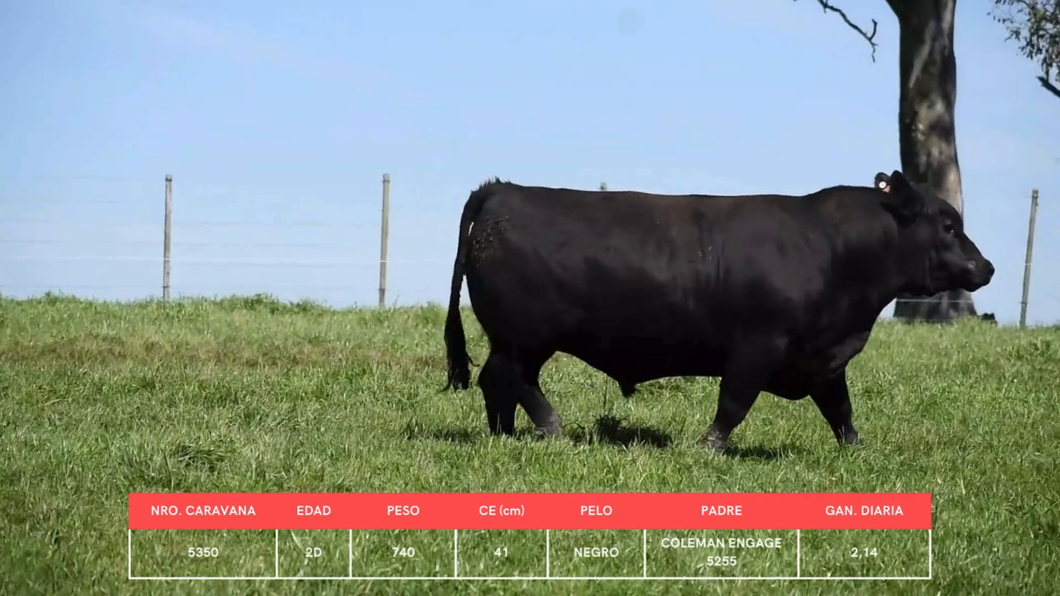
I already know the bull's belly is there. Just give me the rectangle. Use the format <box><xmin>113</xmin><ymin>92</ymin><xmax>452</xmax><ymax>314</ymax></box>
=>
<box><xmin>761</xmin><ymin>366</ymin><xmax>821</xmax><ymax>401</ymax></box>
<box><xmin>557</xmin><ymin>339</ymin><xmax>842</xmax><ymax>402</ymax></box>
<box><xmin>556</xmin><ymin>337</ymin><xmax>728</xmax><ymax>387</ymax></box>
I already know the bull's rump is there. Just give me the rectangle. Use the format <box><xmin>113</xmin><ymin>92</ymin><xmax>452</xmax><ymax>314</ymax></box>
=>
<box><xmin>462</xmin><ymin>184</ymin><xmax>833</xmax><ymax>380</ymax></box>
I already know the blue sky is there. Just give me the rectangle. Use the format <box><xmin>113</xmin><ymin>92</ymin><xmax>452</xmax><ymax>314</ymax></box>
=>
<box><xmin>1</xmin><ymin>0</ymin><xmax>1057</xmax><ymax>325</ymax></box>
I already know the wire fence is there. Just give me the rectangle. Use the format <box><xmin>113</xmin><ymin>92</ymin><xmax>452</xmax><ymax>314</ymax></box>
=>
<box><xmin>0</xmin><ymin>173</ymin><xmax>1057</xmax><ymax>326</ymax></box>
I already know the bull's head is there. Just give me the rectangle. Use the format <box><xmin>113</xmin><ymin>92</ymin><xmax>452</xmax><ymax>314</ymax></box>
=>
<box><xmin>875</xmin><ymin>170</ymin><xmax>994</xmax><ymax>297</ymax></box>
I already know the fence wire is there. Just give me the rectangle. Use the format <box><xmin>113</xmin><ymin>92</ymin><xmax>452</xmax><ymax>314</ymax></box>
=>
<box><xmin>0</xmin><ymin>174</ymin><xmax>1055</xmax><ymax>324</ymax></box>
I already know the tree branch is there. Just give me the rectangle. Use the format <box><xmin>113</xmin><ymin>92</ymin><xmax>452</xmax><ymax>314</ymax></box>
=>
<box><xmin>1038</xmin><ymin>75</ymin><xmax>1060</xmax><ymax>99</ymax></box>
<box><xmin>796</xmin><ymin>0</ymin><xmax>880</xmax><ymax>62</ymax></box>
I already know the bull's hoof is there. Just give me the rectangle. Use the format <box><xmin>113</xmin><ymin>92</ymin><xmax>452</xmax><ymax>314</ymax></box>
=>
<box><xmin>837</xmin><ymin>431</ymin><xmax>861</xmax><ymax>447</ymax></box>
<box><xmin>702</xmin><ymin>427</ymin><xmax>729</xmax><ymax>453</ymax></box>
<box><xmin>535</xmin><ymin>414</ymin><xmax>565</xmax><ymax>438</ymax></box>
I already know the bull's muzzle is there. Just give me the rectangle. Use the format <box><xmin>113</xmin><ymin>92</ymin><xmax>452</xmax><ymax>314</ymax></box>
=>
<box><xmin>966</xmin><ymin>258</ymin><xmax>995</xmax><ymax>290</ymax></box>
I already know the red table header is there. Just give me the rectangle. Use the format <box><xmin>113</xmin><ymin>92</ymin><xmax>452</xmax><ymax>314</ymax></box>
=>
<box><xmin>128</xmin><ymin>492</ymin><xmax>931</xmax><ymax>531</ymax></box>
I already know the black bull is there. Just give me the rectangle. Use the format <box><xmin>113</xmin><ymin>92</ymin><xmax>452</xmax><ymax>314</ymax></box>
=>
<box><xmin>442</xmin><ymin>171</ymin><xmax>994</xmax><ymax>451</ymax></box>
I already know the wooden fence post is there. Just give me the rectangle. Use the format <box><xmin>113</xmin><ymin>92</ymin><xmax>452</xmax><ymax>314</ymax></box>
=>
<box><xmin>379</xmin><ymin>173</ymin><xmax>390</xmax><ymax>307</ymax></box>
<box><xmin>1019</xmin><ymin>188</ymin><xmax>1039</xmax><ymax>328</ymax></box>
<box><xmin>163</xmin><ymin>174</ymin><xmax>173</xmax><ymax>301</ymax></box>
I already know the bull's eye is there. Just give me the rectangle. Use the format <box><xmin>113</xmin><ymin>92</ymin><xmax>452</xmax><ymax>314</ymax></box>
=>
<box><xmin>942</xmin><ymin>222</ymin><xmax>955</xmax><ymax>236</ymax></box>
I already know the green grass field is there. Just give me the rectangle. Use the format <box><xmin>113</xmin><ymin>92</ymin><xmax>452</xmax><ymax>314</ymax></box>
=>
<box><xmin>1</xmin><ymin>293</ymin><xmax>1058</xmax><ymax>595</ymax></box>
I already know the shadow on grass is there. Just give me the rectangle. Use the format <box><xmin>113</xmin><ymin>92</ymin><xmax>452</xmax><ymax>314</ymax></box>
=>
<box><xmin>567</xmin><ymin>414</ymin><xmax>673</xmax><ymax>449</ymax></box>
<box><xmin>402</xmin><ymin>422</ymin><xmax>478</xmax><ymax>444</ymax></box>
<box><xmin>402</xmin><ymin>415</ymin><xmax>673</xmax><ymax>448</ymax></box>
<box><xmin>714</xmin><ymin>443</ymin><xmax>803</xmax><ymax>461</ymax></box>
<box><xmin>402</xmin><ymin>416</ymin><xmax>805</xmax><ymax>460</ymax></box>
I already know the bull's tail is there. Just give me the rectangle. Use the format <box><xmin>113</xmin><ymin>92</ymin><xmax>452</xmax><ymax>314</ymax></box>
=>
<box><xmin>443</xmin><ymin>180</ymin><xmax>499</xmax><ymax>391</ymax></box>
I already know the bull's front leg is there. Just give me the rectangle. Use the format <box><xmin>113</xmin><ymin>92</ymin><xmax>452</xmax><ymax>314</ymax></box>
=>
<box><xmin>809</xmin><ymin>368</ymin><xmax>860</xmax><ymax>447</ymax></box>
<box><xmin>704</xmin><ymin>337</ymin><xmax>787</xmax><ymax>453</ymax></box>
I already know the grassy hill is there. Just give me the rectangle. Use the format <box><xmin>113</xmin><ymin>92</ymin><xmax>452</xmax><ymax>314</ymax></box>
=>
<box><xmin>1</xmin><ymin>293</ymin><xmax>1057</xmax><ymax>595</ymax></box>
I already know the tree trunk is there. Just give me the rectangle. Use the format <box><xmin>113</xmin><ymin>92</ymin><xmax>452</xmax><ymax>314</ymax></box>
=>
<box><xmin>887</xmin><ymin>0</ymin><xmax>978</xmax><ymax>322</ymax></box>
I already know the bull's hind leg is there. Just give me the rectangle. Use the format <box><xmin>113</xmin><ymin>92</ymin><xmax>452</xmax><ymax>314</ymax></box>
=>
<box><xmin>809</xmin><ymin>369</ymin><xmax>860</xmax><ymax>447</ymax></box>
<box><xmin>517</xmin><ymin>349</ymin><xmax>563</xmax><ymax>436</ymax></box>
<box><xmin>478</xmin><ymin>351</ymin><xmax>518</xmax><ymax>435</ymax></box>
<box><xmin>477</xmin><ymin>347</ymin><xmax>562</xmax><ymax>436</ymax></box>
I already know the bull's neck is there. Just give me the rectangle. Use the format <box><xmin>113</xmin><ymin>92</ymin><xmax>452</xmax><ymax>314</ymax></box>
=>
<box><xmin>835</xmin><ymin>228</ymin><xmax>910</xmax><ymax>321</ymax></box>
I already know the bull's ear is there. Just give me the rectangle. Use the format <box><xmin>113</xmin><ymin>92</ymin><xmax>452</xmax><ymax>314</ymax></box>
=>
<box><xmin>878</xmin><ymin>170</ymin><xmax>924</xmax><ymax>224</ymax></box>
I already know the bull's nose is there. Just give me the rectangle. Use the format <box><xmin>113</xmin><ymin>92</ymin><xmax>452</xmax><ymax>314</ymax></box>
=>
<box><xmin>968</xmin><ymin>259</ymin><xmax>994</xmax><ymax>285</ymax></box>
